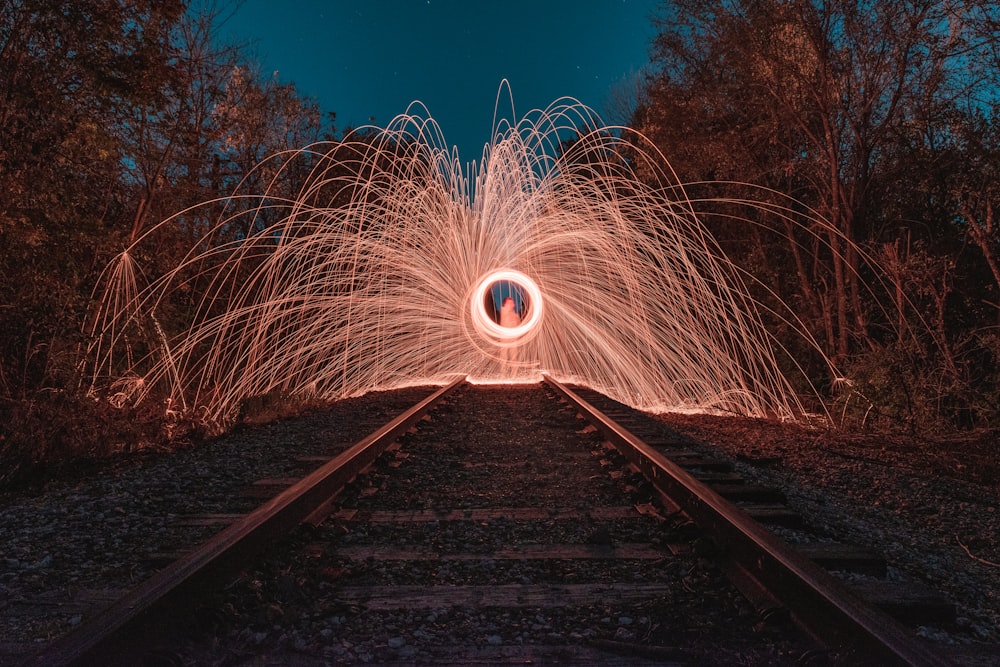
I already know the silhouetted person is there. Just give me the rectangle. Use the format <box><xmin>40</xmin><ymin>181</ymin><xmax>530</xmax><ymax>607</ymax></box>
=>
<box><xmin>499</xmin><ymin>297</ymin><xmax>521</xmax><ymax>369</ymax></box>
<box><xmin>499</xmin><ymin>297</ymin><xmax>521</xmax><ymax>328</ymax></box>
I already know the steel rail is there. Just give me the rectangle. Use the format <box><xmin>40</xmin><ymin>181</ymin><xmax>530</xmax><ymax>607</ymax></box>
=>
<box><xmin>544</xmin><ymin>376</ymin><xmax>951</xmax><ymax>667</ymax></box>
<box><xmin>30</xmin><ymin>377</ymin><xmax>465</xmax><ymax>667</ymax></box>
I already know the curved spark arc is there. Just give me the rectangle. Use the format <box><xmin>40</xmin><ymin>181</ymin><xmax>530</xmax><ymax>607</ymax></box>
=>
<box><xmin>85</xmin><ymin>95</ymin><xmax>822</xmax><ymax>429</ymax></box>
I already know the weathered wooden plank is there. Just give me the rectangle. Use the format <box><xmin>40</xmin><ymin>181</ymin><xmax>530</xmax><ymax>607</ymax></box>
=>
<box><xmin>849</xmin><ymin>579</ymin><xmax>956</xmax><ymax>626</ymax></box>
<box><xmin>797</xmin><ymin>543</ymin><xmax>887</xmax><ymax>577</ymax></box>
<box><xmin>740</xmin><ymin>505</ymin><xmax>803</xmax><ymax>527</ymax></box>
<box><xmin>329</xmin><ymin>506</ymin><xmax>643</xmax><ymax>522</ymax></box>
<box><xmin>379</xmin><ymin>643</ymin><xmax>675</xmax><ymax>666</ymax></box>
<box><xmin>330</xmin><ymin>543</ymin><xmax>669</xmax><ymax>561</ymax></box>
<box><xmin>689</xmin><ymin>471</ymin><xmax>744</xmax><ymax>484</ymax></box>
<box><xmin>252</xmin><ymin>477</ymin><xmax>300</xmax><ymax>487</ymax></box>
<box><xmin>5</xmin><ymin>589</ymin><xmax>125</xmax><ymax>616</ymax></box>
<box><xmin>334</xmin><ymin>583</ymin><xmax>675</xmax><ymax>610</ymax></box>
<box><xmin>670</xmin><ymin>456</ymin><xmax>735</xmax><ymax>472</ymax></box>
<box><xmin>711</xmin><ymin>484</ymin><xmax>786</xmax><ymax>503</ymax></box>
<box><xmin>294</xmin><ymin>455</ymin><xmax>334</xmax><ymax>463</ymax></box>
<box><xmin>172</xmin><ymin>513</ymin><xmax>244</xmax><ymax>527</ymax></box>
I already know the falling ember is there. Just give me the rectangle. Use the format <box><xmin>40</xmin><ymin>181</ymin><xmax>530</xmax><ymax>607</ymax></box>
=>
<box><xmin>84</xmin><ymin>92</ymin><xmax>835</xmax><ymax>429</ymax></box>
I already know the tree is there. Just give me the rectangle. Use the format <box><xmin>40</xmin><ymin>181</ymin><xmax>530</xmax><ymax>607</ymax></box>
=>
<box><xmin>0</xmin><ymin>0</ymin><xmax>185</xmax><ymax>398</ymax></box>
<box><xmin>212</xmin><ymin>62</ymin><xmax>324</xmax><ymax>236</ymax></box>
<box><xmin>118</xmin><ymin>4</ymin><xmax>243</xmax><ymax>253</ymax></box>
<box><xmin>0</xmin><ymin>1</ymin><xmax>334</xmax><ymax>474</ymax></box>
<box><xmin>636</xmin><ymin>0</ymin><xmax>1000</xmax><ymax>429</ymax></box>
<box><xmin>639</xmin><ymin>0</ymin><xmax>971</xmax><ymax>361</ymax></box>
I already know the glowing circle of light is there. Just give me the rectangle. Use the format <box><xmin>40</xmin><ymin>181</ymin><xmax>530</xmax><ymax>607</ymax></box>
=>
<box><xmin>471</xmin><ymin>270</ymin><xmax>543</xmax><ymax>343</ymax></box>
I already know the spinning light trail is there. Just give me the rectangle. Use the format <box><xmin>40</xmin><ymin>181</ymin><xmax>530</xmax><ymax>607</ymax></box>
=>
<box><xmin>86</xmin><ymin>94</ymin><xmax>832</xmax><ymax>429</ymax></box>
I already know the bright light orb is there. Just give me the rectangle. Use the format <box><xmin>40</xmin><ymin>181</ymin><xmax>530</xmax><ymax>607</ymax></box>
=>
<box><xmin>471</xmin><ymin>269</ymin><xmax>544</xmax><ymax>344</ymax></box>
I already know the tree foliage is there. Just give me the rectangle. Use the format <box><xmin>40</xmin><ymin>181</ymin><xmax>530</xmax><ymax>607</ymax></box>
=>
<box><xmin>1</xmin><ymin>0</ymin><xmax>184</xmax><ymax>395</ymax></box>
<box><xmin>0</xmin><ymin>1</ymin><xmax>326</xmax><ymax>475</ymax></box>
<box><xmin>636</xmin><ymin>0</ymin><xmax>1000</xmax><ymax>430</ymax></box>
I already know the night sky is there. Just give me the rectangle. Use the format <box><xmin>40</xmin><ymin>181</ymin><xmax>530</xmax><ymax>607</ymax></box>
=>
<box><xmin>215</xmin><ymin>0</ymin><xmax>658</xmax><ymax>161</ymax></box>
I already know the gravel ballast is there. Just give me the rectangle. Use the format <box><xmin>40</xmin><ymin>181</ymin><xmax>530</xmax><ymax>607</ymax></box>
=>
<box><xmin>1</xmin><ymin>383</ymin><xmax>997</xmax><ymax>664</ymax></box>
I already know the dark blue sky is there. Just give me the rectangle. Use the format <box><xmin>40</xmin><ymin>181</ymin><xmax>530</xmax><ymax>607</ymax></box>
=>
<box><xmin>215</xmin><ymin>0</ymin><xmax>658</xmax><ymax>161</ymax></box>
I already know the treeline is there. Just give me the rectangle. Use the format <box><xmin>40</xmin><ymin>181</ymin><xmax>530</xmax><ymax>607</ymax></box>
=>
<box><xmin>631</xmin><ymin>0</ymin><xmax>1000</xmax><ymax>430</ymax></box>
<box><xmin>2</xmin><ymin>2</ymin><xmax>999</xmax><ymax>475</ymax></box>
<box><xmin>0</xmin><ymin>1</ymin><xmax>332</xmax><ymax>468</ymax></box>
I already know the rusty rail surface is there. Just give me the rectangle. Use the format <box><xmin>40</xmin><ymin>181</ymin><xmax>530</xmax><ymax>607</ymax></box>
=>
<box><xmin>31</xmin><ymin>377</ymin><xmax>465</xmax><ymax>667</ymax></box>
<box><xmin>544</xmin><ymin>376</ymin><xmax>951</xmax><ymax>667</ymax></box>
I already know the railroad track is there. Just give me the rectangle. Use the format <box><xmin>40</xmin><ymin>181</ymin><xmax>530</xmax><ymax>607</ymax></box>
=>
<box><xmin>25</xmin><ymin>378</ymin><xmax>958</xmax><ymax>665</ymax></box>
